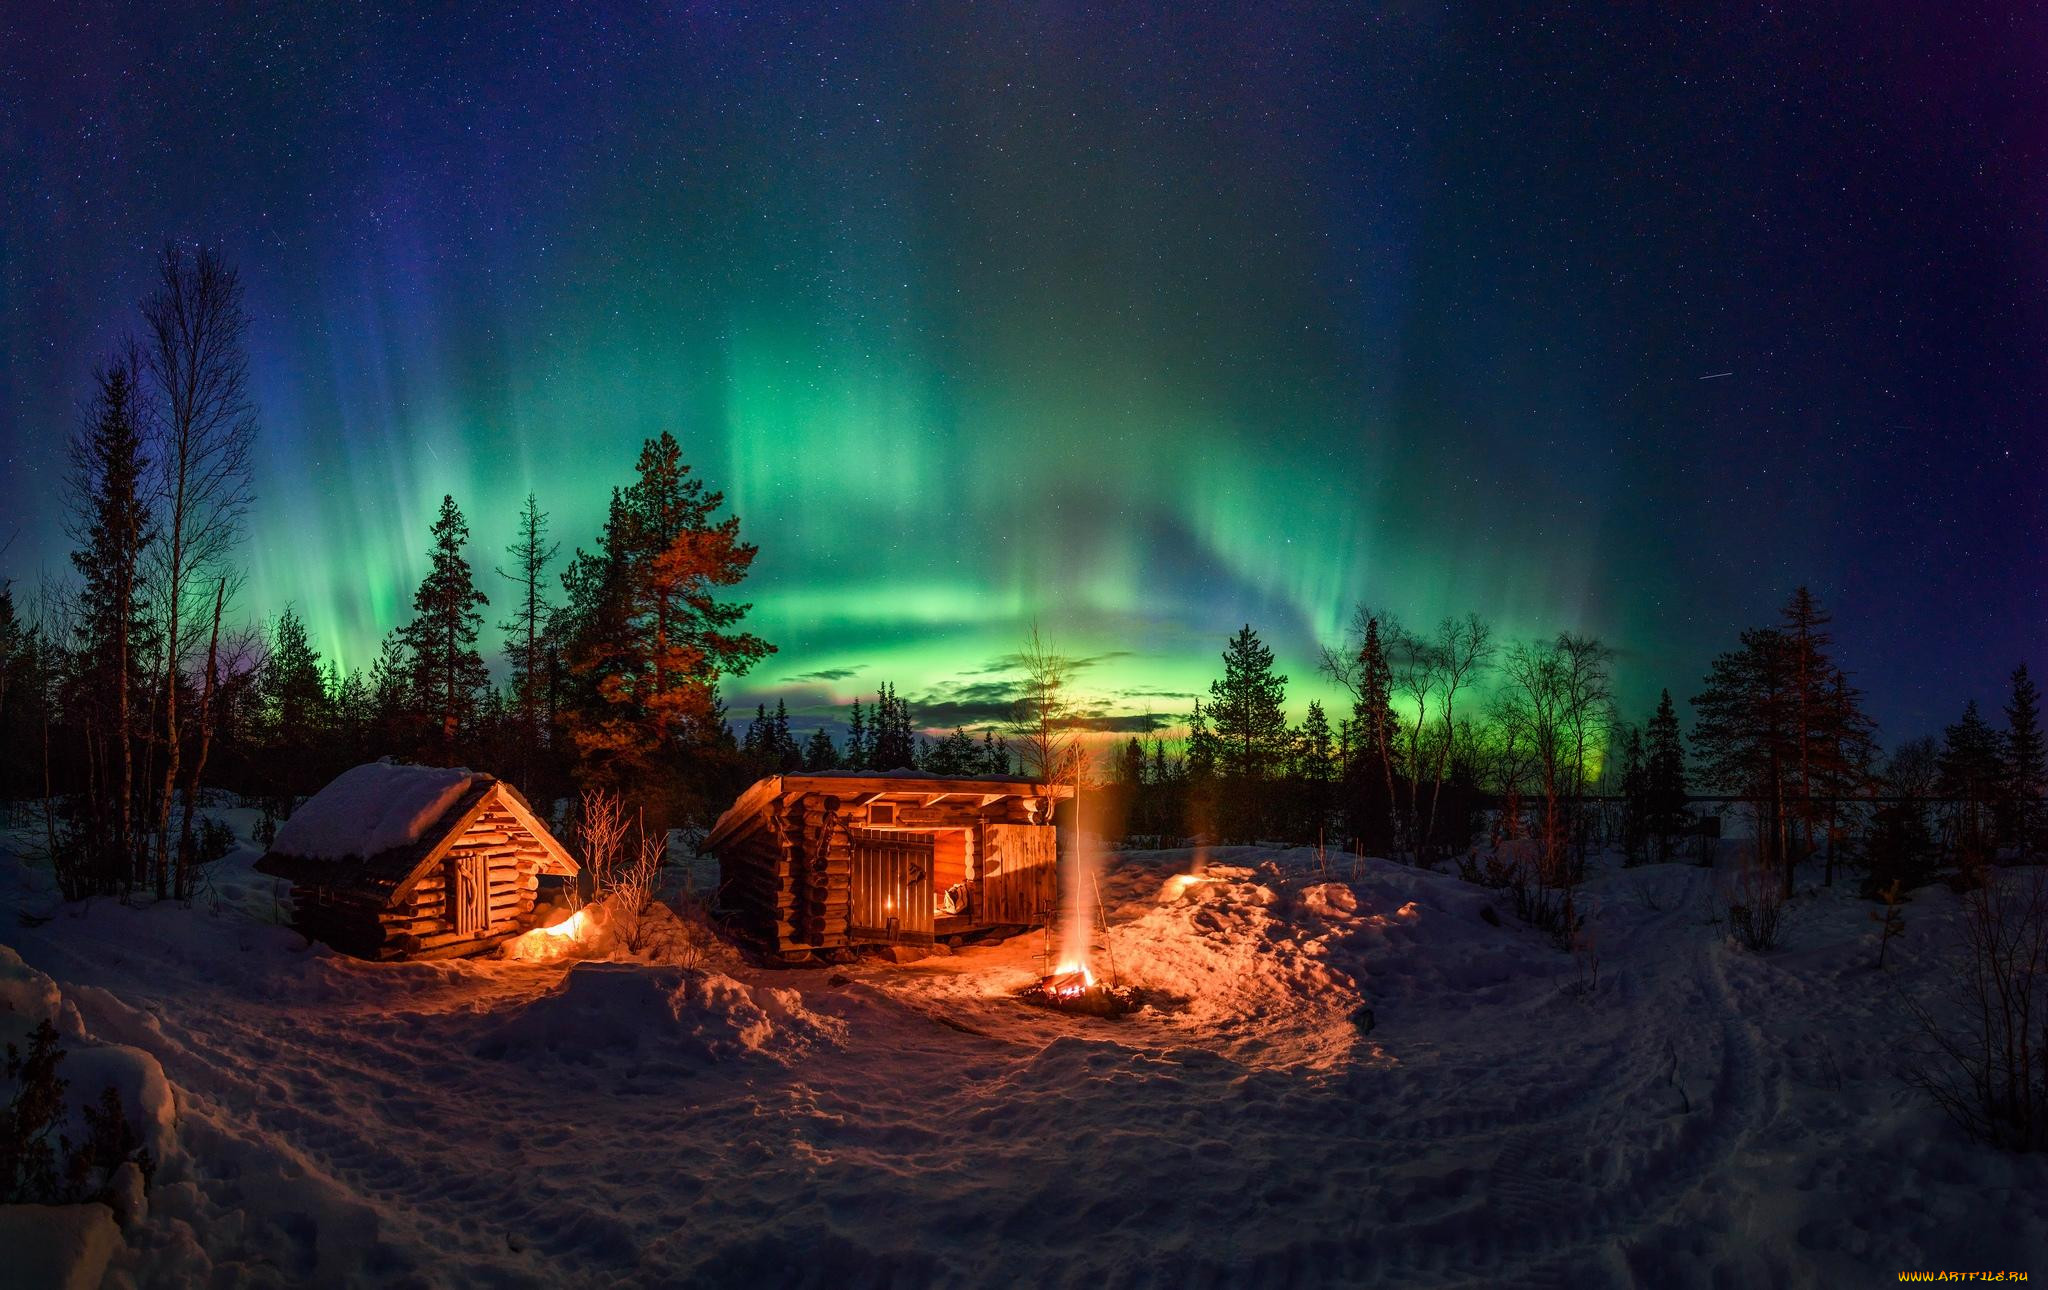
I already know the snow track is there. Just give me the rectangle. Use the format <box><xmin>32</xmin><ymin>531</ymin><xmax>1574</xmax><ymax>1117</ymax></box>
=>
<box><xmin>6</xmin><ymin>839</ymin><xmax>2045</xmax><ymax>1286</ymax></box>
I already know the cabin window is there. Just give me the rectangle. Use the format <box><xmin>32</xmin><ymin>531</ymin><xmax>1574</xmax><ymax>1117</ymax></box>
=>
<box><xmin>448</xmin><ymin>854</ymin><xmax>488</xmax><ymax>936</ymax></box>
<box><xmin>868</xmin><ymin>802</ymin><xmax>896</xmax><ymax>826</ymax></box>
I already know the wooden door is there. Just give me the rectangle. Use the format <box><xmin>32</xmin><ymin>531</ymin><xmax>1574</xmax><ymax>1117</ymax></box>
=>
<box><xmin>848</xmin><ymin>829</ymin><xmax>933</xmax><ymax>942</ymax></box>
<box><xmin>980</xmin><ymin>823</ymin><xmax>1057</xmax><ymax>926</ymax></box>
<box><xmin>448</xmin><ymin>854</ymin><xmax>488</xmax><ymax>936</ymax></box>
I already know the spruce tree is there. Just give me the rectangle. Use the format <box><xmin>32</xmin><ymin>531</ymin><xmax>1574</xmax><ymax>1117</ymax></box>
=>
<box><xmin>869</xmin><ymin>684</ymin><xmax>916</xmax><ymax>770</ymax></box>
<box><xmin>1643</xmin><ymin>689</ymin><xmax>1690</xmax><ymax>858</ymax></box>
<box><xmin>803</xmin><ymin>726</ymin><xmax>839</xmax><ymax>770</ymax></box>
<box><xmin>846</xmin><ymin>698</ymin><xmax>868</xmax><ymax>770</ymax></box>
<box><xmin>261</xmin><ymin>606</ymin><xmax>328</xmax><ymax>756</ymax></box>
<box><xmin>368</xmin><ymin>630</ymin><xmax>410</xmax><ymax>753</ymax></box>
<box><xmin>742</xmin><ymin>703</ymin><xmax>770</xmax><ymax>761</ymax></box>
<box><xmin>773</xmin><ymin>698</ymin><xmax>800</xmax><ymax>770</ymax></box>
<box><xmin>69</xmin><ymin>355</ymin><xmax>154</xmax><ymax>889</ymax></box>
<box><xmin>2004</xmin><ymin>663</ymin><xmax>2044</xmax><ymax>856</ymax></box>
<box><xmin>1939</xmin><ymin>700</ymin><xmax>2005</xmax><ymax>868</ymax></box>
<box><xmin>400</xmin><ymin>495</ymin><xmax>490</xmax><ymax>757</ymax></box>
<box><xmin>1616</xmin><ymin>724</ymin><xmax>1648</xmax><ymax>865</ymax></box>
<box><xmin>979</xmin><ymin>728</ymin><xmax>1011</xmax><ymax>775</ymax></box>
<box><xmin>1352</xmin><ymin>617</ymin><xmax>1400</xmax><ymax>852</ymax></box>
<box><xmin>1291</xmin><ymin>700</ymin><xmax>1336</xmax><ymax>842</ymax></box>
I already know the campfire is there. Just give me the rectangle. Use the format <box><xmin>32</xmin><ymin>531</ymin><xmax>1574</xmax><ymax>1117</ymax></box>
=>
<box><xmin>1037</xmin><ymin>962</ymin><xmax>1096</xmax><ymax>1002</ymax></box>
<box><xmin>1026</xmin><ymin>958</ymin><xmax>1136</xmax><ymax>1017</ymax></box>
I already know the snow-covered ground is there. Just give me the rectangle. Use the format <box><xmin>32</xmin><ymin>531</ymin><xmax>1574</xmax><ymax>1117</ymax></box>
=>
<box><xmin>3</xmin><ymin>811</ymin><xmax>2043</xmax><ymax>1287</ymax></box>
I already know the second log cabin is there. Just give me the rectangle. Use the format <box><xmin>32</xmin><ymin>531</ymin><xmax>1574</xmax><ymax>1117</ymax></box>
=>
<box><xmin>704</xmin><ymin>771</ymin><xmax>1072</xmax><ymax>960</ymax></box>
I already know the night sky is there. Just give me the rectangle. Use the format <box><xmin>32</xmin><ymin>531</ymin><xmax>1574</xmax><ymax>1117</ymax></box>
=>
<box><xmin>4</xmin><ymin>5</ymin><xmax>2044</xmax><ymax>743</ymax></box>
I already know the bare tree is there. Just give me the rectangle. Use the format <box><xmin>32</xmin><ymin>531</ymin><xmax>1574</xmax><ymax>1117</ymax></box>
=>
<box><xmin>1424</xmin><ymin>613</ymin><xmax>1494</xmax><ymax>847</ymax></box>
<box><xmin>142</xmin><ymin>244</ymin><xmax>256</xmax><ymax>898</ymax></box>
<box><xmin>174</xmin><ymin>574</ymin><xmax>252</xmax><ymax>885</ymax></box>
<box><xmin>1390</xmin><ymin>628</ymin><xmax>1441</xmax><ymax>858</ymax></box>
<box><xmin>1501</xmin><ymin>632</ymin><xmax>1613</xmax><ymax>881</ymax></box>
<box><xmin>1010</xmin><ymin>624</ymin><xmax>1078</xmax><ymax>784</ymax></box>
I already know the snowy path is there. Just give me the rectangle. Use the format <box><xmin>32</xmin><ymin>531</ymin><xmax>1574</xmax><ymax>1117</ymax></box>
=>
<box><xmin>6</xmin><ymin>840</ymin><xmax>2044</xmax><ymax>1287</ymax></box>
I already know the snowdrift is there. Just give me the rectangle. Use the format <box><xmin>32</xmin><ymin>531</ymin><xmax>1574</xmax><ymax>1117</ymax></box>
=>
<box><xmin>476</xmin><ymin>962</ymin><xmax>846</xmax><ymax>1066</ymax></box>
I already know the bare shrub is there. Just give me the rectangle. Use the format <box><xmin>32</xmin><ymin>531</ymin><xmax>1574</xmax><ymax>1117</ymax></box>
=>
<box><xmin>1904</xmin><ymin>867</ymin><xmax>2048</xmax><ymax>1151</ymax></box>
<box><xmin>610</xmin><ymin>834</ymin><xmax>665</xmax><ymax>954</ymax></box>
<box><xmin>577</xmin><ymin>788</ymin><xmax>630</xmax><ymax>898</ymax></box>
<box><xmin>1725</xmin><ymin>849</ymin><xmax>1784</xmax><ymax>952</ymax></box>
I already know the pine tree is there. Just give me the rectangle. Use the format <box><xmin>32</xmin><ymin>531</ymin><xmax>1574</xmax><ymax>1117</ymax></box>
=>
<box><xmin>559</xmin><ymin>435</ymin><xmax>773</xmax><ymax>798</ymax></box>
<box><xmin>2003</xmin><ymin>663</ymin><xmax>2044</xmax><ymax>856</ymax></box>
<box><xmin>1643</xmin><ymin>689</ymin><xmax>1690</xmax><ymax>859</ymax></box>
<box><xmin>400</xmin><ymin>495</ymin><xmax>490</xmax><ymax>757</ymax></box>
<box><xmin>497</xmin><ymin>492</ymin><xmax>558</xmax><ymax>774</ymax></box>
<box><xmin>1209</xmin><ymin>625</ymin><xmax>1290</xmax><ymax>780</ymax></box>
<box><xmin>803</xmin><ymin>726</ymin><xmax>839</xmax><ymax>770</ymax></box>
<box><xmin>68</xmin><ymin>354</ymin><xmax>154</xmax><ymax>890</ymax></box>
<box><xmin>1116</xmin><ymin>736</ymin><xmax>1146</xmax><ymax>787</ymax></box>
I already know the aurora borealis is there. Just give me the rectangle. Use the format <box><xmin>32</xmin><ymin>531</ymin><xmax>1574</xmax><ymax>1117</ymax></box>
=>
<box><xmin>5</xmin><ymin>6</ymin><xmax>2046</xmax><ymax>741</ymax></box>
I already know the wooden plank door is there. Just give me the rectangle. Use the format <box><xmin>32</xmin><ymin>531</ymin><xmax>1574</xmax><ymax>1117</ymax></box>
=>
<box><xmin>848</xmin><ymin>829</ymin><xmax>934</xmax><ymax>942</ymax></box>
<box><xmin>980</xmin><ymin>824</ymin><xmax>1058</xmax><ymax>926</ymax></box>
<box><xmin>449</xmin><ymin>854</ymin><xmax>488</xmax><ymax>936</ymax></box>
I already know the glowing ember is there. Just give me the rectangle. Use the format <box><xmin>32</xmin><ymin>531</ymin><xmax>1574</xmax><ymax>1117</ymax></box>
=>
<box><xmin>1039</xmin><ymin>962</ymin><xmax>1096</xmax><ymax>1000</ymax></box>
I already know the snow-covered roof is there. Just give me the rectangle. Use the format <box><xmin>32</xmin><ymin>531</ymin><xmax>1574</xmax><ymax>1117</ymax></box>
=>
<box><xmin>269</xmin><ymin>762</ymin><xmax>484</xmax><ymax>862</ymax></box>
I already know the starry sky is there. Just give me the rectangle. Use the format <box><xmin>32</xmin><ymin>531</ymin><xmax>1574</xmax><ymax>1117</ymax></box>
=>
<box><xmin>3</xmin><ymin>4</ymin><xmax>2044</xmax><ymax>744</ymax></box>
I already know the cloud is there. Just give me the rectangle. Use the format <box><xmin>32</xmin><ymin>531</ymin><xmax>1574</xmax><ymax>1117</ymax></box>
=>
<box><xmin>1069</xmin><ymin>713</ymin><xmax>1176</xmax><ymax>734</ymax></box>
<box><xmin>784</xmin><ymin>666</ymin><xmax>864</xmax><ymax>683</ymax></box>
<box><xmin>963</xmin><ymin>649</ymin><xmax>1138</xmax><ymax>676</ymax></box>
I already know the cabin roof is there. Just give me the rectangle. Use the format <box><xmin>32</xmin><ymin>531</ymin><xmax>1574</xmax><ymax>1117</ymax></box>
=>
<box><xmin>254</xmin><ymin>764</ymin><xmax>577</xmax><ymax>898</ymax></box>
<box><xmin>704</xmin><ymin>772</ymin><xmax>1072</xmax><ymax>852</ymax></box>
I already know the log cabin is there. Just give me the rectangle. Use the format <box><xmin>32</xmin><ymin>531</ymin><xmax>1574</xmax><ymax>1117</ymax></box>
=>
<box><xmin>254</xmin><ymin>762</ymin><xmax>579</xmax><ymax>961</ymax></box>
<box><xmin>704</xmin><ymin>772</ymin><xmax>1073</xmax><ymax>960</ymax></box>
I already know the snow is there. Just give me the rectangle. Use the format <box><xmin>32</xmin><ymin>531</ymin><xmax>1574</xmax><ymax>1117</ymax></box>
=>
<box><xmin>0</xmin><ymin>1203</ymin><xmax>122</xmax><ymax>1290</ymax></box>
<box><xmin>4</xmin><ymin>805</ymin><xmax>2046</xmax><ymax>1286</ymax></box>
<box><xmin>268</xmin><ymin>761</ymin><xmax>481</xmax><ymax>861</ymax></box>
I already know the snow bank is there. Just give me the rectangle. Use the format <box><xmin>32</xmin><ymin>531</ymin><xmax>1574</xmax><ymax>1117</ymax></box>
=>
<box><xmin>0</xmin><ymin>1203</ymin><xmax>121</xmax><ymax>1290</ymax></box>
<box><xmin>269</xmin><ymin>761</ymin><xmax>480</xmax><ymax>860</ymax></box>
<box><xmin>0</xmin><ymin>945</ymin><xmax>180</xmax><ymax>1170</ymax></box>
<box><xmin>1</xmin><ymin>942</ymin><xmax>86</xmax><ymax>1039</ymax></box>
<box><xmin>476</xmin><ymin>963</ymin><xmax>845</xmax><ymax>1065</ymax></box>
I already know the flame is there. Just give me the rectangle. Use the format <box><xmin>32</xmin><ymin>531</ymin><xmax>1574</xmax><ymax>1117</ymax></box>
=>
<box><xmin>537</xmin><ymin>909</ymin><xmax>587</xmax><ymax>939</ymax></box>
<box><xmin>505</xmin><ymin>907</ymin><xmax>588</xmax><ymax>960</ymax></box>
<box><xmin>1041</xmin><ymin>960</ymin><xmax>1096</xmax><ymax>1000</ymax></box>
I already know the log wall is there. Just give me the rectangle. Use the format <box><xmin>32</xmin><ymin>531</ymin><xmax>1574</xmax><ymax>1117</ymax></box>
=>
<box><xmin>716</xmin><ymin>784</ymin><xmax>1061</xmax><ymax>956</ymax></box>
<box><xmin>290</xmin><ymin>799</ymin><xmax>549</xmax><ymax>961</ymax></box>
